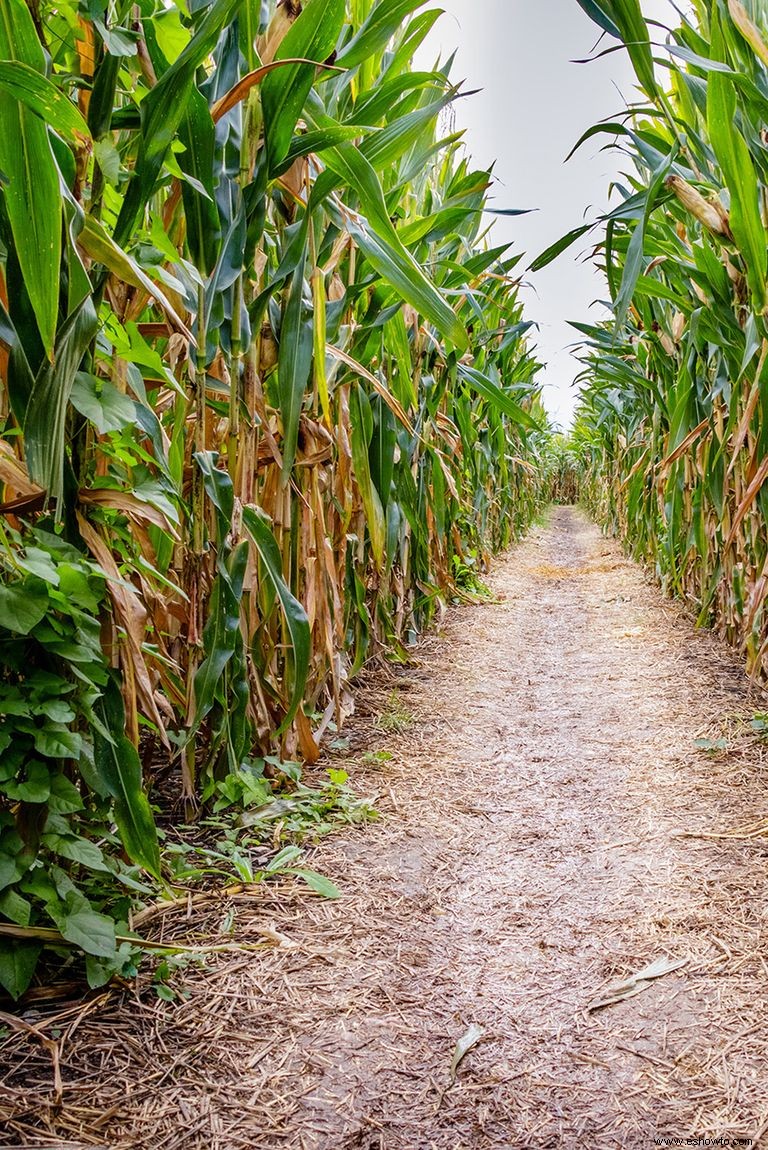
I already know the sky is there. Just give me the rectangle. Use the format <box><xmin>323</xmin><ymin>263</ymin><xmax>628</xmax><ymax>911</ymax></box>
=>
<box><xmin>414</xmin><ymin>0</ymin><xmax>685</xmax><ymax>429</ymax></box>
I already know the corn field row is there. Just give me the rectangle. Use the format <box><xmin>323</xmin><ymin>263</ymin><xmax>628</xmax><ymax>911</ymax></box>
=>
<box><xmin>0</xmin><ymin>0</ymin><xmax>552</xmax><ymax>997</ymax></box>
<box><xmin>559</xmin><ymin>0</ymin><xmax>768</xmax><ymax>678</ymax></box>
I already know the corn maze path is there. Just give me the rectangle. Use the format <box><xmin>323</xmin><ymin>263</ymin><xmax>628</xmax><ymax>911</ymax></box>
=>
<box><xmin>5</xmin><ymin>505</ymin><xmax>768</xmax><ymax>1149</ymax></box>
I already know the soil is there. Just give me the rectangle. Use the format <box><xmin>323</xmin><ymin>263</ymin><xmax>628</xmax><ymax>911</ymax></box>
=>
<box><xmin>4</xmin><ymin>506</ymin><xmax>768</xmax><ymax>1149</ymax></box>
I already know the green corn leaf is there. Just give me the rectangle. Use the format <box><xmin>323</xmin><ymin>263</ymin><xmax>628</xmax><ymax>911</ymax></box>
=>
<box><xmin>578</xmin><ymin>0</ymin><xmax>658</xmax><ymax>99</ymax></box>
<box><xmin>113</xmin><ymin>0</ymin><xmax>242</xmax><ymax>249</ymax></box>
<box><xmin>289</xmin><ymin>868</ymin><xmax>341</xmax><ymax>898</ymax></box>
<box><xmin>94</xmin><ymin>680</ymin><xmax>161</xmax><ymax>880</ymax></box>
<box><xmin>191</xmin><ymin>542</ymin><xmax>250</xmax><ymax>732</ymax></box>
<box><xmin>195</xmin><ymin>448</ymin><xmax>234</xmax><ymax>543</ymax></box>
<box><xmin>239</xmin><ymin>0</ymin><xmax>262</xmax><ymax>69</ymax></box>
<box><xmin>242</xmin><ymin>506</ymin><xmax>310</xmax><ymax>735</ymax></box>
<box><xmin>178</xmin><ymin>88</ymin><xmax>220</xmax><ymax>276</ymax></box>
<box><xmin>384</xmin><ymin>311</ymin><xmax>417</xmax><ymax>409</ymax></box>
<box><xmin>613</xmin><ymin>149</ymin><xmax>675</xmax><ymax>328</ymax></box>
<box><xmin>317</xmin><ymin>145</ymin><xmax>467</xmax><ymax>350</ymax></box>
<box><xmin>278</xmin><ymin>249</ymin><xmax>314</xmax><ymax>482</ymax></box>
<box><xmin>384</xmin><ymin>8</ymin><xmax>442</xmax><ymax>75</ymax></box>
<box><xmin>0</xmin><ymin>0</ymin><xmax>63</xmax><ymax>358</ymax></box>
<box><xmin>707</xmin><ymin>23</ymin><xmax>767</xmax><ymax>309</ymax></box>
<box><xmin>574</xmin><ymin>0</ymin><xmax>621</xmax><ymax>39</ymax></box>
<box><xmin>344</xmin><ymin>210</ymin><xmax>467</xmax><ymax>352</ymax></box>
<box><xmin>350</xmin><ymin>383</ymin><xmax>387</xmax><ymax>566</ymax></box>
<box><xmin>0</xmin><ymin>61</ymin><xmax>91</xmax><ymax>144</ymax></box>
<box><xmin>261</xmin><ymin>0</ymin><xmax>347</xmax><ymax>175</ymax></box>
<box><xmin>369</xmin><ymin>394</ymin><xmax>397</xmax><ymax>507</ymax></box>
<box><xmin>87</xmin><ymin>50</ymin><xmax>120</xmax><ymax>139</ymax></box>
<box><xmin>280</xmin><ymin>123</ymin><xmax>369</xmax><ymax>172</ymax></box>
<box><xmin>24</xmin><ymin>298</ymin><xmax>99</xmax><ymax>510</ymax></box>
<box><xmin>398</xmin><ymin>207</ymin><xmax>478</xmax><ymax>247</ymax></box>
<box><xmin>312</xmin><ymin>268</ymin><xmax>331</xmax><ymax>424</ymax></box>
<box><xmin>458</xmin><ymin>365</ymin><xmax>541</xmax><ymax>430</ymax></box>
<box><xmin>365</xmin><ymin>95</ymin><xmax>456</xmax><ymax>169</ymax></box>
<box><xmin>565</xmin><ymin>120</ymin><xmax>631</xmax><ymax>163</ymax></box>
<box><xmin>529</xmin><ymin>224</ymin><xmax>593</xmax><ymax>273</ymax></box>
<box><xmin>304</xmin><ymin>86</ymin><xmax>456</xmax><ymax>189</ymax></box>
<box><xmin>351</xmin><ymin>69</ymin><xmax>441</xmax><ymax>125</ymax></box>
<box><xmin>188</xmin><ymin>454</ymin><xmax>250</xmax><ymax>751</ymax></box>
<box><xmin>615</xmin><ymin>0</ymin><xmax>659</xmax><ymax>101</ymax></box>
<box><xmin>337</xmin><ymin>0</ymin><xmax>429</xmax><ymax>68</ymax></box>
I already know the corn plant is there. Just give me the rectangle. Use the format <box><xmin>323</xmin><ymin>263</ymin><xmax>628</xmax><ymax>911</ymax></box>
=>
<box><xmin>0</xmin><ymin>0</ymin><xmax>547</xmax><ymax>996</ymax></box>
<box><xmin>544</xmin><ymin>433</ymin><xmax>581</xmax><ymax>504</ymax></box>
<box><xmin>557</xmin><ymin>0</ymin><xmax>768</xmax><ymax>673</ymax></box>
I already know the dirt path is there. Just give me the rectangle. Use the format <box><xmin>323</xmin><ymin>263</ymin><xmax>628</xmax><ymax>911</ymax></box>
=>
<box><xmin>5</xmin><ymin>507</ymin><xmax>768</xmax><ymax>1149</ymax></box>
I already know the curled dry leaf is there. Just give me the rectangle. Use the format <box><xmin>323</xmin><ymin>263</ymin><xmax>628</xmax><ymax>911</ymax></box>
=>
<box><xmin>588</xmin><ymin>957</ymin><xmax>688</xmax><ymax>1013</ymax></box>
<box><xmin>449</xmin><ymin>1023</ymin><xmax>485</xmax><ymax>1084</ymax></box>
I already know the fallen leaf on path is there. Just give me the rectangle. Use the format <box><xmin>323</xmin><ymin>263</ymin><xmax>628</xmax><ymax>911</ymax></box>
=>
<box><xmin>588</xmin><ymin>957</ymin><xmax>688</xmax><ymax>1012</ymax></box>
<box><xmin>449</xmin><ymin>1024</ymin><xmax>485</xmax><ymax>1083</ymax></box>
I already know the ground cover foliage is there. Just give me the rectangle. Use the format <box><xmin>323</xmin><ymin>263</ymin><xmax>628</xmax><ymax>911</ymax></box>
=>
<box><xmin>561</xmin><ymin>0</ymin><xmax>768</xmax><ymax>677</ymax></box>
<box><xmin>0</xmin><ymin>0</ymin><xmax>550</xmax><ymax>997</ymax></box>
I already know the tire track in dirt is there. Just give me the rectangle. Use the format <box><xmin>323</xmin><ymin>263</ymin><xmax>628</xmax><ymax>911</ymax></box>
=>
<box><xmin>5</xmin><ymin>507</ymin><xmax>768</xmax><ymax>1149</ymax></box>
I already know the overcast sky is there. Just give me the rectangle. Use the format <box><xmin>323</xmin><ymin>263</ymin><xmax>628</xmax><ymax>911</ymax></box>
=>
<box><xmin>415</xmin><ymin>0</ymin><xmax>684</xmax><ymax>429</ymax></box>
